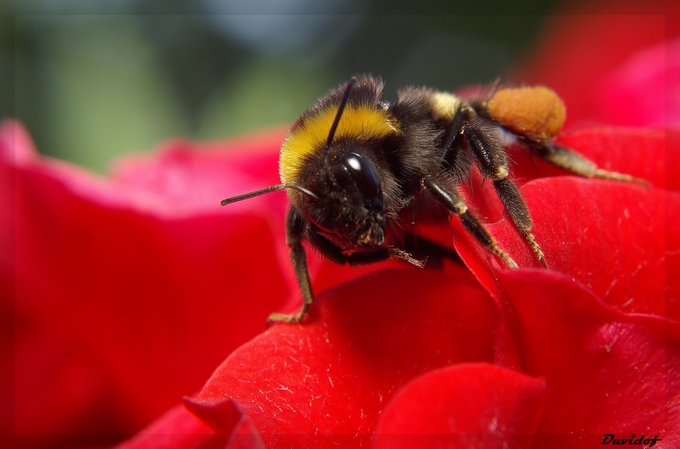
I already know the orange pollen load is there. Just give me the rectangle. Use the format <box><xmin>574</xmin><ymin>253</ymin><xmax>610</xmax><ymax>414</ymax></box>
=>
<box><xmin>485</xmin><ymin>86</ymin><xmax>566</xmax><ymax>141</ymax></box>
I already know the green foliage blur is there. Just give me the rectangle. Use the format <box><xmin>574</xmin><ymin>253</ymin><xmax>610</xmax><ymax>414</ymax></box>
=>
<box><xmin>3</xmin><ymin>0</ymin><xmax>562</xmax><ymax>172</ymax></box>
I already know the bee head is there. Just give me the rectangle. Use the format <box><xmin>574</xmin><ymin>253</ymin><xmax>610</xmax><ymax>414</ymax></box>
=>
<box><xmin>221</xmin><ymin>76</ymin><xmax>391</xmax><ymax>252</ymax></box>
<box><xmin>300</xmin><ymin>144</ymin><xmax>386</xmax><ymax>249</ymax></box>
<box><xmin>301</xmin><ymin>77</ymin><xmax>389</xmax><ymax>250</ymax></box>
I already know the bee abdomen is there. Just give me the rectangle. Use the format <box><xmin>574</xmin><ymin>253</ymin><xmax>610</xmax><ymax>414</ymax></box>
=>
<box><xmin>483</xmin><ymin>86</ymin><xmax>566</xmax><ymax>142</ymax></box>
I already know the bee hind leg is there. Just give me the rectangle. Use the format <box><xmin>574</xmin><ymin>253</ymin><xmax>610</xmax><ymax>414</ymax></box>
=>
<box><xmin>536</xmin><ymin>143</ymin><xmax>649</xmax><ymax>186</ymax></box>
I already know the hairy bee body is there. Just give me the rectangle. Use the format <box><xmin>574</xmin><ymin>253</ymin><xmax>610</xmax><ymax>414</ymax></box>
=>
<box><xmin>222</xmin><ymin>75</ymin><xmax>644</xmax><ymax>323</ymax></box>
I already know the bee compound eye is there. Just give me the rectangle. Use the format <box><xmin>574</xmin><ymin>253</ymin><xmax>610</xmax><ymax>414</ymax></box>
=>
<box><xmin>341</xmin><ymin>152</ymin><xmax>383</xmax><ymax>207</ymax></box>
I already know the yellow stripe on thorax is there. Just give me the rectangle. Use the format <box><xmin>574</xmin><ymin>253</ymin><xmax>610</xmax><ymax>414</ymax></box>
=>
<box><xmin>429</xmin><ymin>92</ymin><xmax>463</xmax><ymax>122</ymax></box>
<box><xmin>279</xmin><ymin>104</ymin><xmax>400</xmax><ymax>183</ymax></box>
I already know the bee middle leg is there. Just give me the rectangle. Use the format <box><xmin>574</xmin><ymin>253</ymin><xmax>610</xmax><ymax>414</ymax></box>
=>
<box><xmin>463</xmin><ymin>122</ymin><xmax>548</xmax><ymax>268</ymax></box>
<box><xmin>422</xmin><ymin>178</ymin><xmax>518</xmax><ymax>269</ymax></box>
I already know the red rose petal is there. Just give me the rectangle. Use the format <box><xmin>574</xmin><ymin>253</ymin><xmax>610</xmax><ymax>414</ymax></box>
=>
<box><xmin>1</xmin><ymin>120</ymin><xmax>295</xmax><ymax>440</ymax></box>
<box><xmin>498</xmin><ymin>269</ymin><xmax>680</xmax><ymax>447</ymax></box>
<box><xmin>372</xmin><ymin>363</ymin><xmax>546</xmax><ymax>449</ymax></box>
<box><xmin>111</xmin><ymin>127</ymin><xmax>288</xmax><ymax>218</ymax></box>
<box><xmin>594</xmin><ymin>38</ymin><xmax>680</xmax><ymax>128</ymax></box>
<box><xmin>189</xmin><ymin>267</ymin><xmax>501</xmax><ymax>449</ymax></box>
<box><xmin>505</xmin><ymin>127</ymin><xmax>678</xmax><ymax>191</ymax></box>
<box><xmin>452</xmin><ymin>172</ymin><xmax>676</xmax><ymax>319</ymax></box>
<box><xmin>512</xmin><ymin>0</ymin><xmax>680</xmax><ymax>129</ymax></box>
<box><xmin>446</xmin><ymin>127</ymin><xmax>676</xmax><ymax>310</ymax></box>
<box><xmin>182</xmin><ymin>398</ymin><xmax>266</xmax><ymax>449</ymax></box>
<box><xmin>554</xmin><ymin>128</ymin><xmax>679</xmax><ymax>191</ymax></box>
<box><xmin>12</xmin><ymin>159</ymin><xmax>289</xmax><ymax>427</ymax></box>
<box><xmin>115</xmin><ymin>404</ymin><xmax>222</xmax><ymax>449</ymax></box>
<box><xmin>522</xmin><ymin>179</ymin><xmax>670</xmax><ymax>317</ymax></box>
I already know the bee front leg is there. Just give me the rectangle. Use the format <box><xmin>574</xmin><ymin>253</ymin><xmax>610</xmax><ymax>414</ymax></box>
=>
<box><xmin>268</xmin><ymin>208</ymin><xmax>315</xmax><ymax>324</ymax></box>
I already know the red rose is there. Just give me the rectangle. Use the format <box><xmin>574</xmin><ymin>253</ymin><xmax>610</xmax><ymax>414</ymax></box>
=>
<box><xmin>115</xmin><ymin>3</ymin><xmax>680</xmax><ymax>447</ymax></box>
<box><xmin>5</xmin><ymin>3</ymin><xmax>680</xmax><ymax>448</ymax></box>
<box><xmin>113</xmin><ymin>126</ymin><xmax>679</xmax><ymax>449</ymax></box>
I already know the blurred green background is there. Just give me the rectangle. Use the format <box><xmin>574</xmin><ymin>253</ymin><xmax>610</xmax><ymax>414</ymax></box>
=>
<box><xmin>3</xmin><ymin>0</ymin><xmax>565</xmax><ymax>173</ymax></box>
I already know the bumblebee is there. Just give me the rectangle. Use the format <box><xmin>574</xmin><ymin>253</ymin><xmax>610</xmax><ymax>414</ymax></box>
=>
<box><xmin>221</xmin><ymin>75</ymin><xmax>644</xmax><ymax>323</ymax></box>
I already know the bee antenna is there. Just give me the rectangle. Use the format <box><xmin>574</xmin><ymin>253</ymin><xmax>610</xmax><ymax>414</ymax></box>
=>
<box><xmin>323</xmin><ymin>76</ymin><xmax>358</xmax><ymax>184</ymax></box>
<box><xmin>220</xmin><ymin>183</ymin><xmax>317</xmax><ymax>206</ymax></box>
<box><xmin>326</xmin><ymin>76</ymin><xmax>357</xmax><ymax>149</ymax></box>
